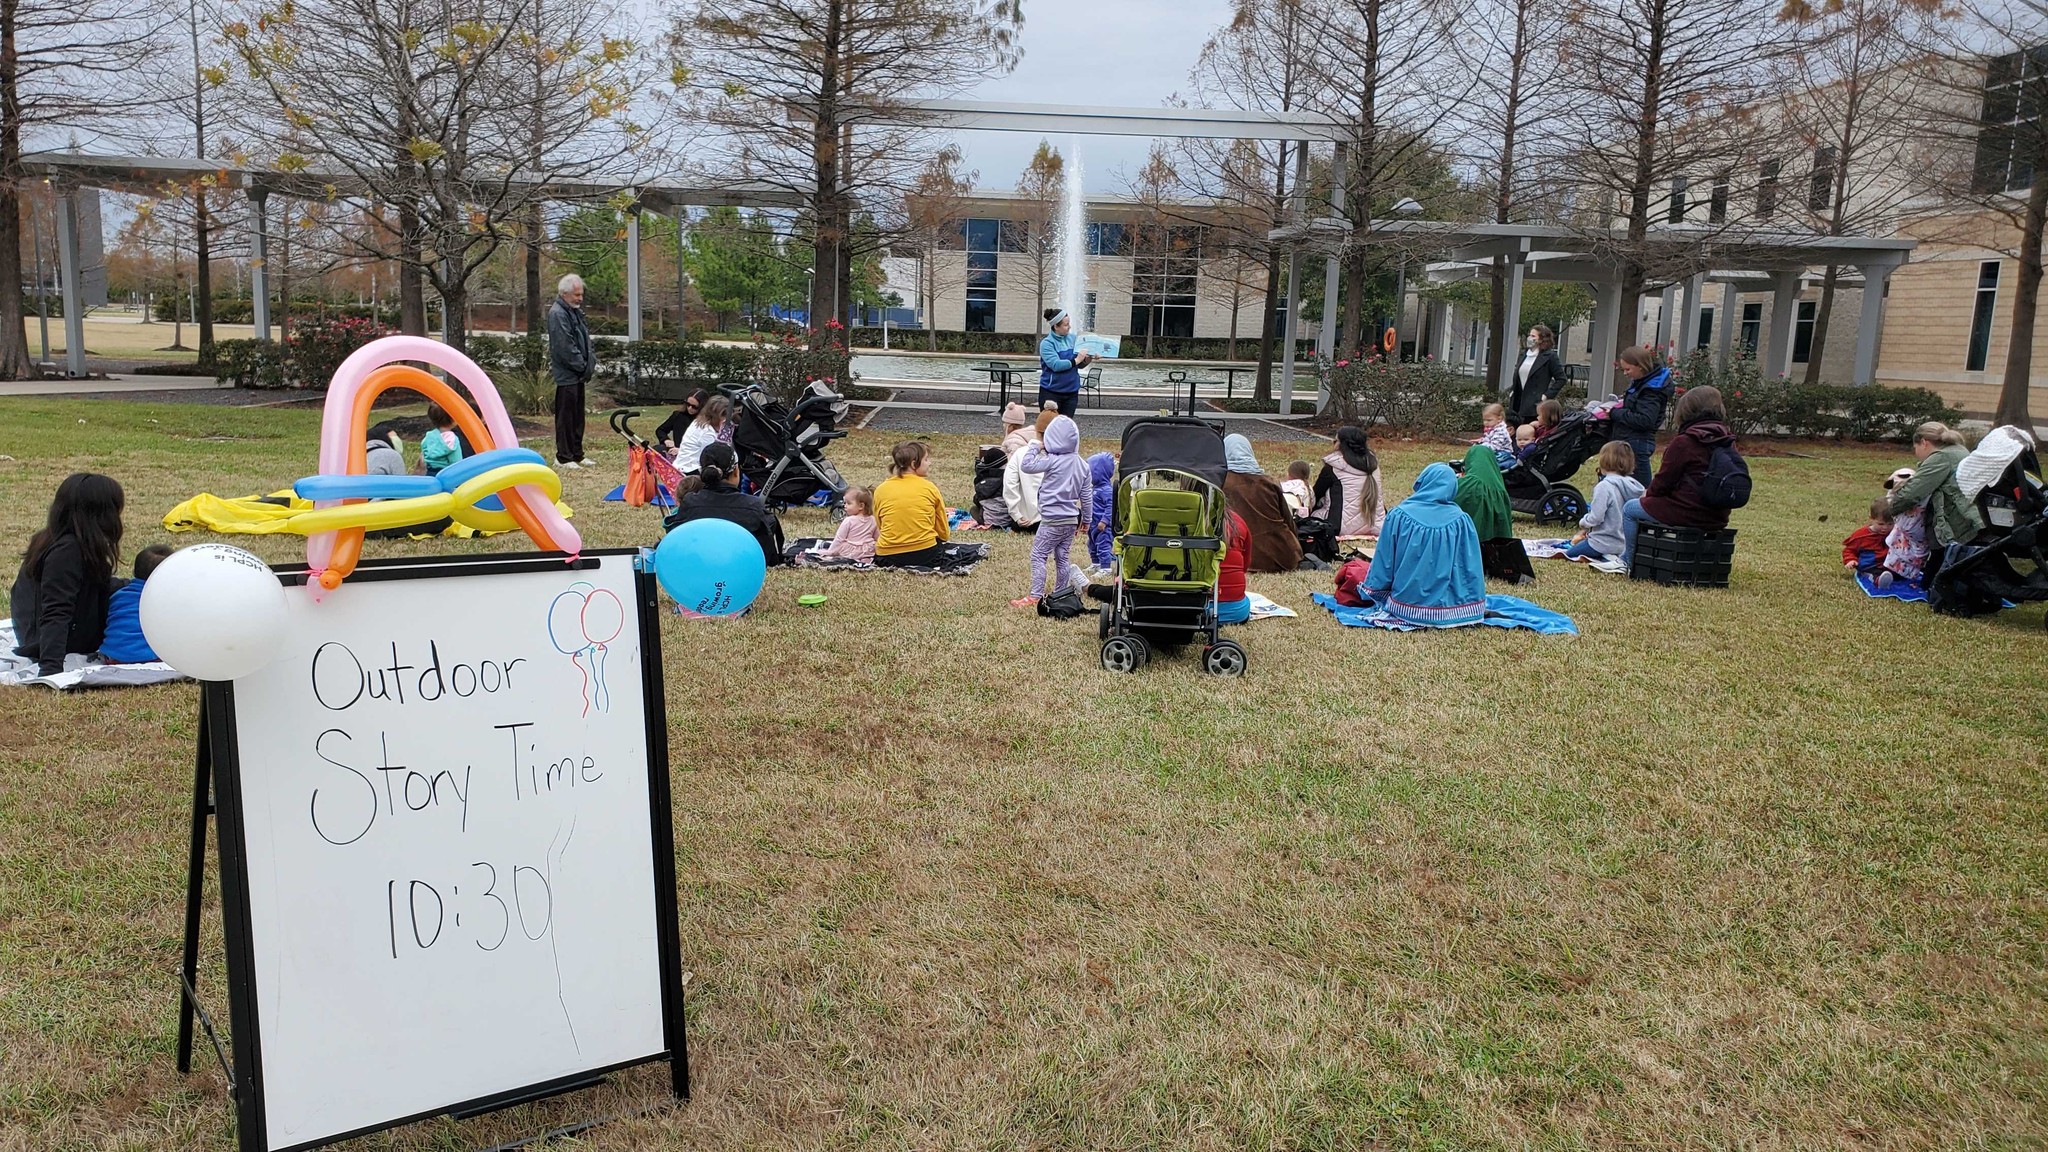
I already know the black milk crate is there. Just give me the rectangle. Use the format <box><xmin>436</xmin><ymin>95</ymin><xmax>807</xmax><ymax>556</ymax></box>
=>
<box><xmin>1630</xmin><ymin>525</ymin><xmax>1736</xmax><ymax>587</ymax></box>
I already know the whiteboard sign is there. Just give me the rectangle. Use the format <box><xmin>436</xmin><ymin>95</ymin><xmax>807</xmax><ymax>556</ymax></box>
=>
<box><xmin>211</xmin><ymin>552</ymin><xmax>684</xmax><ymax>1151</ymax></box>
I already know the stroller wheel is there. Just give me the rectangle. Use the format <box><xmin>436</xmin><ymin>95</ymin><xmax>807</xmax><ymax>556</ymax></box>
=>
<box><xmin>1097</xmin><ymin>602</ymin><xmax>1114</xmax><ymax>641</ymax></box>
<box><xmin>1538</xmin><ymin>487</ymin><xmax>1586</xmax><ymax>524</ymax></box>
<box><xmin>829</xmin><ymin>503</ymin><xmax>846</xmax><ymax>522</ymax></box>
<box><xmin>1100</xmin><ymin>634</ymin><xmax>1148</xmax><ymax>674</ymax></box>
<box><xmin>1201</xmin><ymin>638</ymin><xmax>1247</xmax><ymax>678</ymax></box>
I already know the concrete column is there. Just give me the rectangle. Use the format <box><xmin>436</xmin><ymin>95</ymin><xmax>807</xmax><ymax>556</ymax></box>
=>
<box><xmin>626</xmin><ymin>207</ymin><xmax>642</xmax><ymax>342</ymax></box>
<box><xmin>1763</xmin><ymin>269</ymin><xmax>1801</xmax><ymax>379</ymax></box>
<box><xmin>1497</xmin><ymin>254</ymin><xmax>1526</xmax><ymax>397</ymax></box>
<box><xmin>1853</xmin><ymin>263</ymin><xmax>1893</xmax><ymax>385</ymax></box>
<box><xmin>1656</xmin><ymin>283</ymin><xmax>1677</xmax><ymax>352</ymax></box>
<box><xmin>1316</xmin><ymin>143</ymin><xmax>1347</xmax><ymax>366</ymax></box>
<box><xmin>249</xmin><ymin>191</ymin><xmax>271</xmax><ymax>342</ymax></box>
<box><xmin>1278</xmin><ymin>139</ymin><xmax>1310</xmax><ymax>416</ymax></box>
<box><xmin>55</xmin><ymin>189</ymin><xmax>85</xmax><ymax>377</ymax></box>
<box><xmin>1589</xmin><ymin>281</ymin><xmax>1623</xmax><ymax>402</ymax></box>
<box><xmin>1681</xmin><ymin>272</ymin><xmax>1706</xmax><ymax>356</ymax></box>
<box><xmin>1717</xmin><ymin>280</ymin><xmax>1739</xmax><ymax>364</ymax></box>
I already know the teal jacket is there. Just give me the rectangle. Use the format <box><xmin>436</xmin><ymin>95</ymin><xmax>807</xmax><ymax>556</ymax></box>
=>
<box><xmin>1038</xmin><ymin>331</ymin><xmax>1082</xmax><ymax>393</ymax></box>
<box><xmin>1887</xmin><ymin>443</ymin><xmax>1983</xmax><ymax>547</ymax></box>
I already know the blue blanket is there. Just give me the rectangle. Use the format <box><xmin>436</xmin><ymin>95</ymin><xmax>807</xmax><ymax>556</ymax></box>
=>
<box><xmin>1856</xmin><ymin>571</ymin><xmax>1926</xmax><ymax>602</ymax></box>
<box><xmin>1311</xmin><ymin>591</ymin><xmax>1578</xmax><ymax>635</ymax></box>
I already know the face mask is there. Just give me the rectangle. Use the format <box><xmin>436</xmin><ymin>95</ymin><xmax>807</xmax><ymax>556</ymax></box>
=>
<box><xmin>1525</xmin><ymin>336</ymin><xmax>1538</xmax><ymax>349</ymax></box>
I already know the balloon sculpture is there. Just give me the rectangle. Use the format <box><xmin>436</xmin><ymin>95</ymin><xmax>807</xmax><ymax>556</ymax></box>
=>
<box><xmin>300</xmin><ymin>336</ymin><xmax>581</xmax><ymax>593</ymax></box>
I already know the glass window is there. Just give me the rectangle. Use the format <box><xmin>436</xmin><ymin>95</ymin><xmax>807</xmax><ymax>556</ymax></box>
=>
<box><xmin>1086</xmin><ymin>222</ymin><xmax>1126</xmax><ymax>256</ymax></box>
<box><xmin>964</xmin><ymin>218</ymin><xmax>1000</xmax><ymax>253</ymax></box>
<box><xmin>1668</xmin><ymin>176</ymin><xmax>1688</xmax><ymax>223</ymax></box>
<box><xmin>964</xmin><ymin>219</ymin><xmax>1000</xmax><ymax>327</ymax></box>
<box><xmin>1809</xmin><ymin>146</ymin><xmax>1837</xmax><ymax>212</ymax></box>
<box><xmin>1793</xmin><ymin>300</ymin><xmax>1817</xmax><ymax>362</ymax></box>
<box><xmin>998</xmin><ymin>220</ymin><xmax>1029</xmax><ymax>253</ymax></box>
<box><xmin>1740</xmin><ymin>301</ymin><xmax>1763</xmax><ymax>353</ymax></box>
<box><xmin>1967</xmin><ymin>260</ymin><xmax>2000</xmax><ymax>371</ymax></box>
<box><xmin>1698</xmin><ymin>305</ymin><xmax>1715</xmax><ymax>349</ymax></box>
<box><xmin>966</xmin><ymin>290</ymin><xmax>997</xmax><ymax>333</ymax></box>
<box><xmin>1974</xmin><ymin>50</ymin><xmax>2046</xmax><ymax>194</ymax></box>
<box><xmin>1709</xmin><ymin>173</ymin><xmax>1730</xmax><ymax>224</ymax></box>
<box><xmin>1758</xmin><ymin>159</ymin><xmax>1781</xmax><ymax>221</ymax></box>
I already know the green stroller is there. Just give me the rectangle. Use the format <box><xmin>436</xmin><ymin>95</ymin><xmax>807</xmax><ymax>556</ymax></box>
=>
<box><xmin>1097</xmin><ymin>417</ymin><xmax>1247</xmax><ymax>676</ymax></box>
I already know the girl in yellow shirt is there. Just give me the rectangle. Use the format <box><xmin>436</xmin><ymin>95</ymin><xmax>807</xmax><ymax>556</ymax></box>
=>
<box><xmin>872</xmin><ymin>441</ymin><xmax>951</xmax><ymax>567</ymax></box>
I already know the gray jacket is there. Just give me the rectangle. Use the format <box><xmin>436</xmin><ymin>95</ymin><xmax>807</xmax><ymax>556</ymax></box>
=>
<box><xmin>547</xmin><ymin>297</ymin><xmax>595</xmax><ymax>389</ymax></box>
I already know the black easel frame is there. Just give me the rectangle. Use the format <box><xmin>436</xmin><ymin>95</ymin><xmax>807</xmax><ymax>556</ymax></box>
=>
<box><xmin>177</xmin><ymin>550</ymin><xmax>686</xmax><ymax>1152</ymax></box>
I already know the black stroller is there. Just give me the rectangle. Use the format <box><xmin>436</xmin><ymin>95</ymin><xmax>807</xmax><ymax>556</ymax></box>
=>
<box><xmin>1504</xmin><ymin>408</ymin><xmax>1611</xmax><ymax>523</ymax></box>
<box><xmin>722</xmin><ymin>381</ymin><xmax>851</xmax><ymax>516</ymax></box>
<box><xmin>1927</xmin><ymin>436</ymin><xmax>2048</xmax><ymax>620</ymax></box>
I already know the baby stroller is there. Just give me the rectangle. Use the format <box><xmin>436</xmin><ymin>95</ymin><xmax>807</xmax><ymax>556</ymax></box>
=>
<box><xmin>724</xmin><ymin>380</ymin><xmax>851</xmax><ymax>515</ymax></box>
<box><xmin>1096</xmin><ymin>417</ymin><xmax>1247</xmax><ymax>677</ymax></box>
<box><xmin>1504</xmin><ymin>408</ymin><xmax>1611</xmax><ymax>523</ymax></box>
<box><xmin>1926</xmin><ymin>433</ymin><xmax>2048</xmax><ymax>619</ymax></box>
<box><xmin>608</xmin><ymin>409</ymin><xmax>684</xmax><ymax>514</ymax></box>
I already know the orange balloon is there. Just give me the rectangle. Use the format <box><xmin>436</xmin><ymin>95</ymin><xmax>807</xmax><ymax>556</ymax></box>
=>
<box><xmin>319</xmin><ymin>365</ymin><xmax>561</xmax><ymax>586</ymax></box>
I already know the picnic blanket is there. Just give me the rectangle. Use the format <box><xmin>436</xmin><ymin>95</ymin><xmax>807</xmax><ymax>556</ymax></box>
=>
<box><xmin>1310</xmin><ymin>592</ymin><xmax>1578</xmax><ymax>635</ymax></box>
<box><xmin>1857</xmin><ymin>571</ymin><xmax>1927</xmax><ymax>602</ymax></box>
<box><xmin>1523</xmin><ymin>537</ymin><xmax>1628</xmax><ymax>574</ymax></box>
<box><xmin>783</xmin><ymin>538</ymin><xmax>991</xmax><ymax>575</ymax></box>
<box><xmin>0</xmin><ymin>620</ymin><xmax>187</xmax><ymax>690</ymax></box>
<box><xmin>603</xmin><ymin>483</ymin><xmax>675</xmax><ymax>508</ymax></box>
<box><xmin>1244</xmin><ymin>592</ymin><xmax>1296</xmax><ymax>620</ymax></box>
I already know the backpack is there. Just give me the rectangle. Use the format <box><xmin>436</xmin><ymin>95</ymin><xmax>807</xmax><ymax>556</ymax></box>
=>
<box><xmin>1697</xmin><ymin>442</ymin><xmax>1752</xmax><ymax>510</ymax></box>
<box><xmin>1333</xmin><ymin>557</ymin><xmax>1373</xmax><ymax>607</ymax></box>
<box><xmin>1037</xmin><ymin>585</ymin><xmax>1088</xmax><ymax>619</ymax></box>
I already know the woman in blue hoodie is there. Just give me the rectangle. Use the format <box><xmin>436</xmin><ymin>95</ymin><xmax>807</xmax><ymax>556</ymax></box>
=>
<box><xmin>1037</xmin><ymin>308</ymin><xmax>1096</xmax><ymax>417</ymax></box>
<box><xmin>1362</xmin><ymin>463</ymin><xmax>1486</xmax><ymax>627</ymax></box>
<box><xmin>1012</xmin><ymin>411</ymin><xmax>1093</xmax><ymax>608</ymax></box>
<box><xmin>1609</xmin><ymin>346</ymin><xmax>1671</xmax><ymax>486</ymax></box>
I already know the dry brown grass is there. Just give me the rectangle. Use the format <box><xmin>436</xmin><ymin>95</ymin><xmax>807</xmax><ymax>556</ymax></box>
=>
<box><xmin>0</xmin><ymin>398</ymin><xmax>2043</xmax><ymax>1151</ymax></box>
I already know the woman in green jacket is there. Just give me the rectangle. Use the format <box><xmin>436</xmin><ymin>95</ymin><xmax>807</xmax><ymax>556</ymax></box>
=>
<box><xmin>1886</xmin><ymin>421</ymin><xmax>1983</xmax><ymax>553</ymax></box>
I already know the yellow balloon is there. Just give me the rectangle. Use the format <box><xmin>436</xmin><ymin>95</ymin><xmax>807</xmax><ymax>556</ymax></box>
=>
<box><xmin>289</xmin><ymin>493</ymin><xmax>459</xmax><ymax>535</ymax></box>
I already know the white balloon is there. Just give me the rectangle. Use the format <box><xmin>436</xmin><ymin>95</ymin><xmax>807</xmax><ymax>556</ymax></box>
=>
<box><xmin>139</xmin><ymin>544</ymin><xmax>289</xmax><ymax>681</ymax></box>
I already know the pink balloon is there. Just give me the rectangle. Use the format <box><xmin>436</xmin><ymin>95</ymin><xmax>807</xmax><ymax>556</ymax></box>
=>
<box><xmin>306</xmin><ymin>336</ymin><xmax>583</xmax><ymax>580</ymax></box>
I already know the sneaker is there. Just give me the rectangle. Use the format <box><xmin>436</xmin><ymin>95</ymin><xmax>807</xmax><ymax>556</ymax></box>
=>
<box><xmin>577</xmin><ymin>458</ymin><xmax>592</xmax><ymax>467</ymax></box>
<box><xmin>1009</xmin><ymin>596</ymin><xmax>1039</xmax><ymax>609</ymax></box>
<box><xmin>559</xmin><ymin>460</ymin><xmax>581</xmax><ymax>470</ymax></box>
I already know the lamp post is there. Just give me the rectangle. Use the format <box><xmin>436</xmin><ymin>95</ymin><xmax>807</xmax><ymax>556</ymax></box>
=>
<box><xmin>805</xmin><ymin>266</ymin><xmax>815</xmax><ymax>330</ymax></box>
<box><xmin>1390</xmin><ymin>197</ymin><xmax>1424</xmax><ymax>359</ymax></box>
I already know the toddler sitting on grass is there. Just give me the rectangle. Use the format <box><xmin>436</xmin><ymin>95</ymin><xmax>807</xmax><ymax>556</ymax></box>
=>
<box><xmin>1281</xmin><ymin>460</ymin><xmax>1313</xmax><ymax>517</ymax></box>
<box><xmin>1840</xmin><ymin>499</ymin><xmax>1892</xmax><ymax>576</ymax></box>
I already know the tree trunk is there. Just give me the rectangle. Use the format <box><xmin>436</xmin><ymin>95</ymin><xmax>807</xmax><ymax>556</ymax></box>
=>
<box><xmin>1340</xmin><ymin>252</ymin><xmax>1368</xmax><ymax>360</ymax></box>
<box><xmin>0</xmin><ymin>66</ymin><xmax>36</xmax><ymax>382</ymax></box>
<box><xmin>1253</xmin><ymin>252</ymin><xmax>1282</xmax><ymax>401</ymax></box>
<box><xmin>398</xmin><ymin>203</ymin><xmax>426</xmax><ymax>337</ymax></box>
<box><xmin>441</xmin><ymin>281</ymin><xmax>469</xmax><ymax>354</ymax></box>
<box><xmin>276</xmin><ymin>208</ymin><xmax>292</xmax><ymax>344</ymax></box>
<box><xmin>524</xmin><ymin>200</ymin><xmax>543</xmax><ymax>368</ymax></box>
<box><xmin>1802</xmin><ymin>264</ymin><xmax>1837</xmax><ymax>387</ymax></box>
<box><xmin>1996</xmin><ymin>163</ymin><xmax>2047</xmax><ymax>429</ymax></box>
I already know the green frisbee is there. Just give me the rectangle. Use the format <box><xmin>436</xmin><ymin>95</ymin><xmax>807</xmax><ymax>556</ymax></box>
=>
<box><xmin>797</xmin><ymin>594</ymin><xmax>829</xmax><ymax>607</ymax></box>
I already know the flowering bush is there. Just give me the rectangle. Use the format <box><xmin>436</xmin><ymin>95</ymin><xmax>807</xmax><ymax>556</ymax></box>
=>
<box><xmin>1322</xmin><ymin>355</ymin><xmax>1490</xmax><ymax>436</ymax></box>
<box><xmin>285</xmin><ymin>316</ymin><xmax>392</xmax><ymax>388</ymax></box>
<box><xmin>754</xmin><ymin>332</ymin><xmax>851</xmax><ymax>407</ymax></box>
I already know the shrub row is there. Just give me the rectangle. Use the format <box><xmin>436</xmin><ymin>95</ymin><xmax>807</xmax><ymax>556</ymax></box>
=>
<box><xmin>1673</xmin><ymin>351</ymin><xmax>1961</xmax><ymax>441</ymax></box>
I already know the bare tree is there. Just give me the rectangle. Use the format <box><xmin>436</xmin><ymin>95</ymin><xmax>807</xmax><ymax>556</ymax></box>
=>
<box><xmin>222</xmin><ymin>0</ymin><xmax>652</xmax><ymax>352</ymax></box>
<box><xmin>1909</xmin><ymin>0</ymin><xmax>2048</xmax><ymax>426</ymax></box>
<box><xmin>901</xmin><ymin>144</ymin><xmax>975</xmax><ymax>351</ymax></box>
<box><xmin>1444</xmin><ymin>0</ymin><xmax>1577</xmax><ymax>385</ymax></box>
<box><xmin>0</xmin><ymin>0</ymin><xmax>164</xmax><ymax>378</ymax></box>
<box><xmin>673</xmin><ymin>0</ymin><xmax>1020</xmax><ymax>343</ymax></box>
<box><xmin>1185</xmin><ymin>0</ymin><xmax>1313</xmax><ymax>398</ymax></box>
<box><xmin>1014</xmin><ymin>138</ymin><xmax>1062</xmax><ymax>335</ymax></box>
<box><xmin>1299</xmin><ymin>0</ymin><xmax>1461</xmax><ymax>358</ymax></box>
<box><xmin>1559</xmin><ymin>0</ymin><xmax>1803</xmax><ymax>350</ymax></box>
<box><xmin>1773</xmin><ymin>0</ymin><xmax>1947</xmax><ymax>384</ymax></box>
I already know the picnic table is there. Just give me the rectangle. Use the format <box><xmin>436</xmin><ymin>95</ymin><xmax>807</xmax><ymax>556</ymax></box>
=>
<box><xmin>983</xmin><ymin>361</ymin><xmax>1022</xmax><ymax>410</ymax></box>
<box><xmin>1216</xmin><ymin>365</ymin><xmax>1255</xmax><ymax>397</ymax></box>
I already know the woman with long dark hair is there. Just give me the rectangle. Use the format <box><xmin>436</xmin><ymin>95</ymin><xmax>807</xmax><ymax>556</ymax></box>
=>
<box><xmin>1310</xmin><ymin>426</ymin><xmax>1385</xmax><ymax>540</ymax></box>
<box><xmin>12</xmin><ymin>473</ymin><xmax>126</xmax><ymax>675</ymax></box>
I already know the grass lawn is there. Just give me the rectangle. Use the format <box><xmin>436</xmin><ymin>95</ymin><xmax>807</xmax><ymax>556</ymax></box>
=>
<box><xmin>21</xmin><ymin>315</ymin><xmax>262</xmax><ymax>365</ymax></box>
<box><xmin>0</xmin><ymin>397</ymin><xmax>2043</xmax><ymax>1151</ymax></box>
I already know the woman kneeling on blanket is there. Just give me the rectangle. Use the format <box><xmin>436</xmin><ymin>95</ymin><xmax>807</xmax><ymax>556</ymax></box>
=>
<box><xmin>670</xmin><ymin>443</ymin><xmax>785</xmax><ymax>568</ymax></box>
<box><xmin>1363</xmin><ymin>463</ymin><xmax>1486</xmax><ymax>627</ymax></box>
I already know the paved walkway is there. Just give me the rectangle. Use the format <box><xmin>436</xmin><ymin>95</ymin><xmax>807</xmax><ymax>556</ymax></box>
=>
<box><xmin>0</xmin><ymin>373</ymin><xmax>219</xmax><ymax>397</ymax></box>
<box><xmin>857</xmin><ymin>386</ymin><xmax>1326</xmax><ymax>442</ymax></box>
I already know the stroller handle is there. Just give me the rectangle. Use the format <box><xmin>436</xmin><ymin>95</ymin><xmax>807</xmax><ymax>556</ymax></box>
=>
<box><xmin>610</xmin><ymin>408</ymin><xmax>642</xmax><ymax>439</ymax></box>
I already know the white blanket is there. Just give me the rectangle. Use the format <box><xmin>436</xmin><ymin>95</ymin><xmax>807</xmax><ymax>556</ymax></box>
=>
<box><xmin>1956</xmin><ymin>425</ymin><xmax>2034</xmax><ymax>502</ymax></box>
<box><xmin>0</xmin><ymin>619</ymin><xmax>187</xmax><ymax>690</ymax></box>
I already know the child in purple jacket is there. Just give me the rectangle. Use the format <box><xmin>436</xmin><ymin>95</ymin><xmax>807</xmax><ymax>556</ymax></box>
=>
<box><xmin>1085</xmin><ymin>451</ymin><xmax>1116</xmax><ymax>569</ymax></box>
<box><xmin>1011</xmin><ymin>410</ymin><xmax>1094</xmax><ymax>608</ymax></box>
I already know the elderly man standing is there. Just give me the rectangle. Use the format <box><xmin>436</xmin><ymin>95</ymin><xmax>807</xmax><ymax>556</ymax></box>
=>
<box><xmin>547</xmin><ymin>273</ymin><xmax>596</xmax><ymax>468</ymax></box>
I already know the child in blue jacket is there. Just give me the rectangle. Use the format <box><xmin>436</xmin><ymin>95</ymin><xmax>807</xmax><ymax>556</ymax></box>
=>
<box><xmin>99</xmin><ymin>543</ymin><xmax>172</xmax><ymax>663</ymax></box>
<box><xmin>1085</xmin><ymin>451</ymin><xmax>1116</xmax><ymax>569</ymax></box>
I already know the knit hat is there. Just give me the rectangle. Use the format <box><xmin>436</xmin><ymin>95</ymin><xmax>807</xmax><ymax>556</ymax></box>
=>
<box><xmin>1885</xmin><ymin>467</ymin><xmax>1915</xmax><ymax>490</ymax></box>
<box><xmin>1002</xmin><ymin>402</ymin><xmax>1030</xmax><ymax>427</ymax></box>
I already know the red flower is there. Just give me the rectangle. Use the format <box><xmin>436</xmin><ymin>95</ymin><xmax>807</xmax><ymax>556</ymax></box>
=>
<box><xmin>1336</xmin><ymin>359</ymin><xmax>1351</xmax><ymax>368</ymax></box>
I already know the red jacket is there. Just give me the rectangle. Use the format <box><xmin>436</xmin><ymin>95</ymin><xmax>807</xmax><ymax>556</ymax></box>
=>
<box><xmin>1640</xmin><ymin>419</ymin><xmax>1734</xmax><ymax>530</ymax></box>
<box><xmin>1219</xmin><ymin>510</ymin><xmax>1249</xmax><ymax>603</ymax></box>
<box><xmin>1842</xmin><ymin>524</ymin><xmax>1889</xmax><ymax>568</ymax></box>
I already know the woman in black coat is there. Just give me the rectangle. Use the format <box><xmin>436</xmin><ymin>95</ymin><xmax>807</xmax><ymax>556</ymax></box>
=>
<box><xmin>1507</xmin><ymin>323</ymin><xmax>1567</xmax><ymax>426</ymax></box>
<box><xmin>668</xmin><ymin>443</ymin><xmax>785</xmax><ymax>567</ymax></box>
<box><xmin>11</xmin><ymin>472</ymin><xmax>125</xmax><ymax>676</ymax></box>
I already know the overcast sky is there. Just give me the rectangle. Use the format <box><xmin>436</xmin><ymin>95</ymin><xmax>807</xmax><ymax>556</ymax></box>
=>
<box><xmin>946</xmin><ymin>0</ymin><xmax>1232</xmax><ymax>194</ymax></box>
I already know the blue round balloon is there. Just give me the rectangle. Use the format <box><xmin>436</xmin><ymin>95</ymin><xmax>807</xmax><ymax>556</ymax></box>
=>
<box><xmin>653</xmin><ymin>519</ymin><xmax>767</xmax><ymax>616</ymax></box>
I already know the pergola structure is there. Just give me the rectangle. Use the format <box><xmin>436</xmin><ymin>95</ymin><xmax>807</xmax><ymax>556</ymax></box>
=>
<box><xmin>1272</xmin><ymin>217</ymin><xmax>1917</xmax><ymax>402</ymax></box>
<box><xmin>21</xmin><ymin>150</ymin><xmax>804</xmax><ymax>377</ymax></box>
